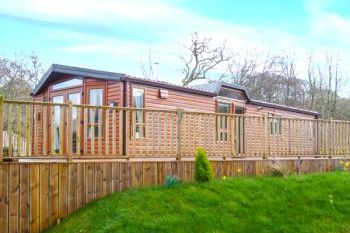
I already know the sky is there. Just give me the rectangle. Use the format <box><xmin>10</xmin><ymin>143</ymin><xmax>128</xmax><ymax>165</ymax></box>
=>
<box><xmin>0</xmin><ymin>0</ymin><xmax>350</xmax><ymax>96</ymax></box>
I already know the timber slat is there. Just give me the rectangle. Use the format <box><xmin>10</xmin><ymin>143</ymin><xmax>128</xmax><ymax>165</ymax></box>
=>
<box><xmin>42</xmin><ymin>105</ymin><xmax>48</xmax><ymax>156</ymax></box>
<box><xmin>76</xmin><ymin>163</ymin><xmax>85</xmax><ymax>209</ymax></box>
<box><xmin>39</xmin><ymin>164</ymin><xmax>49</xmax><ymax>231</ymax></box>
<box><xmin>58</xmin><ymin>164</ymin><xmax>68</xmax><ymax>219</ymax></box>
<box><xmin>29</xmin><ymin>165</ymin><xmax>39</xmax><ymax>233</ymax></box>
<box><xmin>9</xmin><ymin>164</ymin><xmax>19</xmax><ymax>233</ymax></box>
<box><xmin>68</xmin><ymin>164</ymin><xmax>77</xmax><ymax>215</ymax></box>
<box><xmin>19</xmin><ymin>164</ymin><xmax>29</xmax><ymax>233</ymax></box>
<box><xmin>49</xmin><ymin>164</ymin><xmax>59</xmax><ymax>226</ymax></box>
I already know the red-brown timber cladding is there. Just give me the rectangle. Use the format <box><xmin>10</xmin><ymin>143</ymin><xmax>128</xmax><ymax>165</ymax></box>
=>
<box><xmin>0</xmin><ymin>158</ymin><xmax>348</xmax><ymax>233</ymax></box>
<box><xmin>32</xmin><ymin>74</ymin><xmax>318</xmax><ymax>158</ymax></box>
<box><xmin>33</xmin><ymin>77</ymin><xmax>123</xmax><ymax>156</ymax></box>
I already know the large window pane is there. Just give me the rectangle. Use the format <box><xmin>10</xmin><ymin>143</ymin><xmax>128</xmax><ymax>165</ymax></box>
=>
<box><xmin>52</xmin><ymin>96</ymin><xmax>64</xmax><ymax>152</ymax></box>
<box><xmin>218</xmin><ymin>88</ymin><xmax>245</xmax><ymax>100</ymax></box>
<box><xmin>218</xmin><ymin>103</ymin><xmax>230</xmax><ymax>113</ymax></box>
<box><xmin>52</xmin><ymin>78</ymin><xmax>82</xmax><ymax>90</ymax></box>
<box><xmin>269</xmin><ymin>113</ymin><xmax>282</xmax><ymax>135</ymax></box>
<box><xmin>68</xmin><ymin>93</ymin><xmax>81</xmax><ymax>153</ymax></box>
<box><xmin>218</xmin><ymin>103</ymin><xmax>230</xmax><ymax>141</ymax></box>
<box><xmin>89</xmin><ymin>89</ymin><xmax>103</xmax><ymax>137</ymax></box>
<box><xmin>89</xmin><ymin>89</ymin><xmax>103</xmax><ymax>122</ymax></box>
<box><xmin>132</xmin><ymin>88</ymin><xmax>145</xmax><ymax>138</ymax></box>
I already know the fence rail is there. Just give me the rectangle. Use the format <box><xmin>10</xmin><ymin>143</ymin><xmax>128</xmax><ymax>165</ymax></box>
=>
<box><xmin>0</xmin><ymin>98</ymin><xmax>350</xmax><ymax>161</ymax></box>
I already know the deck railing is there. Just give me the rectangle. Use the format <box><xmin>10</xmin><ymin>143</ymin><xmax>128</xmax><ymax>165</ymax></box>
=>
<box><xmin>0</xmin><ymin>98</ymin><xmax>349</xmax><ymax>161</ymax></box>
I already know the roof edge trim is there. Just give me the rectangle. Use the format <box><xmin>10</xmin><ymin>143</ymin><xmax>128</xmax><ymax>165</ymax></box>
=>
<box><xmin>249</xmin><ymin>100</ymin><xmax>320</xmax><ymax>116</ymax></box>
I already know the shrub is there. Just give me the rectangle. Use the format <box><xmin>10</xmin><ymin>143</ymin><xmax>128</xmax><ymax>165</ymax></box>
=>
<box><xmin>270</xmin><ymin>168</ymin><xmax>284</xmax><ymax>177</ymax></box>
<box><xmin>335</xmin><ymin>165</ymin><xmax>345</xmax><ymax>172</ymax></box>
<box><xmin>164</xmin><ymin>175</ymin><xmax>181</xmax><ymax>188</ymax></box>
<box><xmin>194</xmin><ymin>147</ymin><xmax>213</xmax><ymax>182</ymax></box>
<box><xmin>335</xmin><ymin>161</ymin><xmax>350</xmax><ymax>172</ymax></box>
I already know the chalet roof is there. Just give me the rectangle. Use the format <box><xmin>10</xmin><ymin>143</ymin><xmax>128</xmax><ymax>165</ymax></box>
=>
<box><xmin>32</xmin><ymin>64</ymin><xmax>215</xmax><ymax>97</ymax></box>
<box><xmin>32</xmin><ymin>64</ymin><xmax>125</xmax><ymax>95</ymax></box>
<box><xmin>249</xmin><ymin>99</ymin><xmax>320</xmax><ymax>116</ymax></box>
<box><xmin>122</xmin><ymin>75</ymin><xmax>216</xmax><ymax>97</ymax></box>
<box><xmin>191</xmin><ymin>81</ymin><xmax>319</xmax><ymax>116</ymax></box>
<box><xmin>190</xmin><ymin>82</ymin><xmax>250</xmax><ymax>100</ymax></box>
<box><xmin>33</xmin><ymin>64</ymin><xmax>319</xmax><ymax>116</ymax></box>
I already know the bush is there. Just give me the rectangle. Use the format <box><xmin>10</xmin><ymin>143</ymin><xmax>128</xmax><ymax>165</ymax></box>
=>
<box><xmin>194</xmin><ymin>147</ymin><xmax>213</xmax><ymax>182</ymax></box>
<box><xmin>270</xmin><ymin>168</ymin><xmax>284</xmax><ymax>177</ymax></box>
<box><xmin>335</xmin><ymin>165</ymin><xmax>345</xmax><ymax>172</ymax></box>
<box><xmin>336</xmin><ymin>161</ymin><xmax>350</xmax><ymax>172</ymax></box>
<box><xmin>164</xmin><ymin>175</ymin><xmax>181</xmax><ymax>188</ymax></box>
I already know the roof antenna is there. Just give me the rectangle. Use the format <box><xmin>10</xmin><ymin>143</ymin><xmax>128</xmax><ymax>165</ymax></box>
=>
<box><xmin>153</xmin><ymin>62</ymin><xmax>159</xmax><ymax>81</ymax></box>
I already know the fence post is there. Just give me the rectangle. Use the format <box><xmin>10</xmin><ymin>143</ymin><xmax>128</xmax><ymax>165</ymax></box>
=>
<box><xmin>176</xmin><ymin>108</ymin><xmax>183</xmax><ymax>160</ymax></box>
<box><xmin>0</xmin><ymin>95</ymin><xmax>3</xmax><ymax>162</ymax></box>
<box><xmin>263</xmin><ymin>113</ymin><xmax>268</xmax><ymax>159</ymax></box>
<box><xmin>67</xmin><ymin>101</ymin><xmax>73</xmax><ymax>161</ymax></box>
<box><xmin>231</xmin><ymin>114</ymin><xmax>235</xmax><ymax>156</ymax></box>
<box><xmin>316</xmin><ymin>120</ymin><xmax>319</xmax><ymax>156</ymax></box>
<box><xmin>330</xmin><ymin>117</ymin><xmax>333</xmax><ymax>157</ymax></box>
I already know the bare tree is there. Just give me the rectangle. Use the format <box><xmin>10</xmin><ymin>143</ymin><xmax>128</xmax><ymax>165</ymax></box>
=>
<box><xmin>278</xmin><ymin>53</ymin><xmax>307</xmax><ymax>107</ymax></box>
<box><xmin>225</xmin><ymin>52</ymin><xmax>307</xmax><ymax>107</ymax></box>
<box><xmin>0</xmin><ymin>52</ymin><xmax>43</xmax><ymax>100</ymax></box>
<box><xmin>180</xmin><ymin>32</ymin><xmax>232</xmax><ymax>86</ymax></box>
<box><xmin>140</xmin><ymin>48</ymin><xmax>154</xmax><ymax>79</ymax></box>
<box><xmin>226</xmin><ymin>51</ymin><xmax>258</xmax><ymax>85</ymax></box>
<box><xmin>306</xmin><ymin>52</ymin><xmax>343</xmax><ymax>118</ymax></box>
<box><xmin>27</xmin><ymin>53</ymin><xmax>43</xmax><ymax>87</ymax></box>
<box><xmin>321</xmin><ymin>53</ymin><xmax>342</xmax><ymax>118</ymax></box>
<box><xmin>307</xmin><ymin>54</ymin><xmax>317</xmax><ymax>110</ymax></box>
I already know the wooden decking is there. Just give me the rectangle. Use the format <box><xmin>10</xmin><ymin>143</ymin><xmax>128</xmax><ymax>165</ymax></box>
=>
<box><xmin>0</xmin><ymin>98</ymin><xmax>350</xmax><ymax>162</ymax></box>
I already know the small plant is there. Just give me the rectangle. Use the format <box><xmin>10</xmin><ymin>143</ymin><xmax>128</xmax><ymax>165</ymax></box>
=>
<box><xmin>270</xmin><ymin>168</ymin><xmax>284</xmax><ymax>177</ymax></box>
<box><xmin>336</xmin><ymin>161</ymin><xmax>350</xmax><ymax>172</ymax></box>
<box><xmin>335</xmin><ymin>165</ymin><xmax>345</xmax><ymax>172</ymax></box>
<box><xmin>194</xmin><ymin>147</ymin><xmax>213</xmax><ymax>182</ymax></box>
<box><xmin>164</xmin><ymin>175</ymin><xmax>181</xmax><ymax>188</ymax></box>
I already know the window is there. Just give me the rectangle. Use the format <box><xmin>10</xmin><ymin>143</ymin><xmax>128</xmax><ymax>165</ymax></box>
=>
<box><xmin>235</xmin><ymin>106</ymin><xmax>245</xmax><ymax>114</ymax></box>
<box><xmin>52</xmin><ymin>78</ymin><xmax>82</xmax><ymax>90</ymax></box>
<box><xmin>68</xmin><ymin>93</ymin><xmax>81</xmax><ymax>153</ymax></box>
<box><xmin>52</xmin><ymin>95</ymin><xmax>64</xmax><ymax>152</ymax></box>
<box><xmin>217</xmin><ymin>102</ymin><xmax>230</xmax><ymax>141</ymax></box>
<box><xmin>218</xmin><ymin>88</ymin><xmax>245</xmax><ymax>100</ymax></box>
<box><xmin>269</xmin><ymin>113</ymin><xmax>282</xmax><ymax>135</ymax></box>
<box><xmin>89</xmin><ymin>88</ymin><xmax>103</xmax><ymax>138</ymax></box>
<box><xmin>132</xmin><ymin>88</ymin><xmax>145</xmax><ymax>138</ymax></box>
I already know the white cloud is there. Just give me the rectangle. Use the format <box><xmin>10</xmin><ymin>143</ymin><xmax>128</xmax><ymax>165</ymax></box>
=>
<box><xmin>1</xmin><ymin>0</ymin><xmax>350</xmax><ymax>95</ymax></box>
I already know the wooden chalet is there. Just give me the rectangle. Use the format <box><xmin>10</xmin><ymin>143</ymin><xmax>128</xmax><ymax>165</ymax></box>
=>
<box><xmin>3</xmin><ymin>63</ymin><xmax>350</xmax><ymax>161</ymax></box>
<box><xmin>2</xmin><ymin>65</ymin><xmax>350</xmax><ymax>233</ymax></box>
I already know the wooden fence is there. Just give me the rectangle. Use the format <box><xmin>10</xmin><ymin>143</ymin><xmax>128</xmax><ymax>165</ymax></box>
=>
<box><xmin>0</xmin><ymin>98</ymin><xmax>350</xmax><ymax>161</ymax></box>
<box><xmin>2</xmin><ymin>131</ymin><xmax>28</xmax><ymax>156</ymax></box>
<box><xmin>0</xmin><ymin>157</ymin><xmax>348</xmax><ymax>233</ymax></box>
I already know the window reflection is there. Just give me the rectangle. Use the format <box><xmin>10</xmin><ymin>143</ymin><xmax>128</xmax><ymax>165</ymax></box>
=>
<box><xmin>89</xmin><ymin>89</ymin><xmax>103</xmax><ymax>138</ymax></box>
<box><xmin>218</xmin><ymin>103</ymin><xmax>230</xmax><ymax>141</ymax></box>
<box><xmin>132</xmin><ymin>88</ymin><xmax>145</xmax><ymax>138</ymax></box>
<box><xmin>52</xmin><ymin>95</ymin><xmax>64</xmax><ymax>152</ymax></box>
<box><xmin>52</xmin><ymin>79</ymin><xmax>83</xmax><ymax>90</ymax></box>
<box><xmin>68</xmin><ymin>93</ymin><xmax>81</xmax><ymax>152</ymax></box>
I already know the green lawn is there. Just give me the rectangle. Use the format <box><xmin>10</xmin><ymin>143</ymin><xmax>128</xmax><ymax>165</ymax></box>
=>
<box><xmin>47</xmin><ymin>172</ymin><xmax>350</xmax><ymax>233</ymax></box>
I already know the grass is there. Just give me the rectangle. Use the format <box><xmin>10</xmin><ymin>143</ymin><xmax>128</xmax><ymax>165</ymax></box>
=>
<box><xmin>47</xmin><ymin>172</ymin><xmax>350</xmax><ymax>233</ymax></box>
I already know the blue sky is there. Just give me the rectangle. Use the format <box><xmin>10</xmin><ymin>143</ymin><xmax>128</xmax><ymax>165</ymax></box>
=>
<box><xmin>0</xmin><ymin>0</ymin><xmax>350</xmax><ymax>95</ymax></box>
